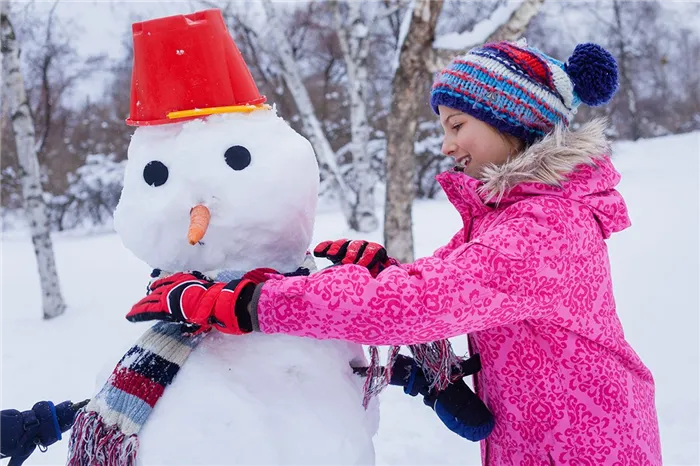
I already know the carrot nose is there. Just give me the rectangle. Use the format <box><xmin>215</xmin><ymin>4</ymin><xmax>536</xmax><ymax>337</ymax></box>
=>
<box><xmin>188</xmin><ymin>205</ymin><xmax>211</xmax><ymax>245</ymax></box>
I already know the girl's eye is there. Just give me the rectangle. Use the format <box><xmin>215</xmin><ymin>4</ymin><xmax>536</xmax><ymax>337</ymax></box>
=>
<box><xmin>452</xmin><ymin>123</ymin><xmax>463</xmax><ymax>131</ymax></box>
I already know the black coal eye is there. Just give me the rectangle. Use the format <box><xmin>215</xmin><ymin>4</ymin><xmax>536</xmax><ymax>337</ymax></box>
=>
<box><xmin>224</xmin><ymin>145</ymin><xmax>251</xmax><ymax>171</ymax></box>
<box><xmin>143</xmin><ymin>161</ymin><xmax>169</xmax><ymax>187</ymax></box>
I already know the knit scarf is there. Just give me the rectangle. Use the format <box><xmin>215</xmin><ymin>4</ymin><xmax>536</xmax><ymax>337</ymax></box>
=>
<box><xmin>362</xmin><ymin>342</ymin><xmax>463</xmax><ymax>408</ymax></box>
<box><xmin>66</xmin><ymin>256</ymin><xmax>317</xmax><ymax>466</ymax></box>
<box><xmin>66</xmin><ymin>320</ymin><xmax>204</xmax><ymax>466</ymax></box>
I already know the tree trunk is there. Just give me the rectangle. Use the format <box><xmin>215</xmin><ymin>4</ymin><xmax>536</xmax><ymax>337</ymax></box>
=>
<box><xmin>333</xmin><ymin>1</ymin><xmax>379</xmax><ymax>232</ymax></box>
<box><xmin>383</xmin><ymin>0</ymin><xmax>546</xmax><ymax>262</ymax></box>
<box><xmin>612</xmin><ymin>0</ymin><xmax>641</xmax><ymax>140</ymax></box>
<box><xmin>2</xmin><ymin>10</ymin><xmax>66</xmax><ymax>319</ymax></box>
<box><xmin>383</xmin><ymin>0</ymin><xmax>443</xmax><ymax>262</ymax></box>
<box><xmin>261</xmin><ymin>0</ymin><xmax>356</xmax><ymax>225</ymax></box>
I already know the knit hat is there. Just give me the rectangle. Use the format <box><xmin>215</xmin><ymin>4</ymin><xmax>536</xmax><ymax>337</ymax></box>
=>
<box><xmin>430</xmin><ymin>40</ymin><xmax>618</xmax><ymax>144</ymax></box>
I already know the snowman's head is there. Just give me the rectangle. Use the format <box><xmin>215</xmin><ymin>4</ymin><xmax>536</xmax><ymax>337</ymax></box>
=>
<box><xmin>114</xmin><ymin>110</ymin><xmax>319</xmax><ymax>273</ymax></box>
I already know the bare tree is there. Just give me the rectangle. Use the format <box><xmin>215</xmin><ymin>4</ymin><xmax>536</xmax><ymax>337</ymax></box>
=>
<box><xmin>384</xmin><ymin>0</ymin><xmax>545</xmax><ymax>261</ymax></box>
<box><xmin>261</xmin><ymin>0</ymin><xmax>357</xmax><ymax>225</ymax></box>
<box><xmin>331</xmin><ymin>1</ymin><xmax>379</xmax><ymax>232</ymax></box>
<box><xmin>610</xmin><ymin>0</ymin><xmax>640</xmax><ymax>140</ymax></box>
<box><xmin>2</xmin><ymin>7</ymin><xmax>66</xmax><ymax>319</ymax></box>
<box><xmin>383</xmin><ymin>0</ymin><xmax>444</xmax><ymax>262</ymax></box>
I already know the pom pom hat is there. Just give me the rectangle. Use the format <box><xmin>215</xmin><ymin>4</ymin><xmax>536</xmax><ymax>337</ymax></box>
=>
<box><xmin>126</xmin><ymin>9</ymin><xmax>268</xmax><ymax>126</ymax></box>
<box><xmin>430</xmin><ymin>40</ymin><xmax>618</xmax><ymax>144</ymax></box>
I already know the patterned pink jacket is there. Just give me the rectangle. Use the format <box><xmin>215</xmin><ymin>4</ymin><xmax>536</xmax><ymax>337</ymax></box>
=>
<box><xmin>256</xmin><ymin>120</ymin><xmax>661</xmax><ymax>465</ymax></box>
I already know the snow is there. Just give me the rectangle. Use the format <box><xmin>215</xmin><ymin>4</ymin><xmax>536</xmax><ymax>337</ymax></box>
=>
<box><xmin>107</xmin><ymin>106</ymin><xmax>377</xmax><ymax>464</ymax></box>
<box><xmin>115</xmin><ymin>110</ymin><xmax>318</xmax><ymax>274</ymax></box>
<box><xmin>2</xmin><ymin>131</ymin><xmax>699</xmax><ymax>465</ymax></box>
<box><xmin>433</xmin><ymin>0</ymin><xmax>523</xmax><ymax>51</ymax></box>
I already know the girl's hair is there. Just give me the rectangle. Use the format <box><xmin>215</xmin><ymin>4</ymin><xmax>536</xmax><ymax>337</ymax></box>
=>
<box><xmin>488</xmin><ymin>121</ymin><xmax>526</xmax><ymax>158</ymax></box>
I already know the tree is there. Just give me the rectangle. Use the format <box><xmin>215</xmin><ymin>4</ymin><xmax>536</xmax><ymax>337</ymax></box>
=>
<box><xmin>261</xmin><ymin>0</ymin><xmax>357</xmax><ymax>225</ymax></box>
<box><xmin>383</xmin><ymin>0</ymin><xmax>444</xmax><ymax>262</ymax></box>
<box><xmin>332</xmin><ymin>0</ymin><xmax>380</xmax><ymax>232</ymax></box>
<box><xmin>2</xmin><ymin>6</ymin><xmax>66</xmax><ymax>319</ymax></box>
<box><xmin>383</xmin><ymin>0</ymin><xmax>545</xmax><ymax>262</ymax></box>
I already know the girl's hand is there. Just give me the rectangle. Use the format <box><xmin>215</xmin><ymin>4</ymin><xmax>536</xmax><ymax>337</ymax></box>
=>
<box><xmin>127</xmin><ymin>269</ymin><xmax>277</xmax><ymax>334</ymax></box>
<box><xmin>313</xmin><ymin>239</ymin><xmax>395</xmax><ymax>277</ymax></box>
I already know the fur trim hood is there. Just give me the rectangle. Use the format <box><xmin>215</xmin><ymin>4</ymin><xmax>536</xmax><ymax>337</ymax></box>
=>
<box><xmin>435</xmin><ymin>117</ymin><xmax>630</xmax><ymax>238</ymax></box>
<box><xmin>479</xmin><ymin>118</ymin><xmax>611</xmax><ymax>202</ymax></box>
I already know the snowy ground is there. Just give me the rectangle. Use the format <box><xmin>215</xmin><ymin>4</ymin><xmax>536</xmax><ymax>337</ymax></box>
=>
<box><xmin>2</xmin><ymin>132</ymin><xmax>699</xmax><ymax>465</ymax></box>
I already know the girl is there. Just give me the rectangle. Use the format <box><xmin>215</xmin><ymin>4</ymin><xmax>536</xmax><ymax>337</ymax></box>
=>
<box><xmin>131</xmin><ymin>40</ymin><xmax>662</xmax><ymax>465</ymax></box>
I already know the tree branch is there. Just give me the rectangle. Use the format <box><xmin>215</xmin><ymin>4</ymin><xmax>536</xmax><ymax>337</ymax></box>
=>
<box><xmin>429</xmin><ymin>0</ymin><xmax>545</xmax><ymax>72</ymax></box>
<box><xmin>36</xmin><ymin>0</ymin><xmax>60</xmax><ymax>156</ymax></box>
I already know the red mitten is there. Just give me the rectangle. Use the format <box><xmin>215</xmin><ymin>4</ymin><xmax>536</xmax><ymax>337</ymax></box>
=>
<box><xmin>313</xmin><ymin>239</ymin><xmax>394</xmax><ymax>277</ymax></box>
<box><xmin>209</xmin><ymin>268</ymin><xmax>278</xmax><ymax>334</ymax></box>
<box><xmin>126</xmin><ymin>272</ymin><xmax>222</xmax><ymax>333</ymax></box>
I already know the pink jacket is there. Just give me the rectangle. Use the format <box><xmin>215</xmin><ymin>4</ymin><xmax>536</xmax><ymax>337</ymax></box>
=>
<box><xmin>256</xmin><ymin>121</ymin><xmax>661</xmax><ymax>465</ymax></box>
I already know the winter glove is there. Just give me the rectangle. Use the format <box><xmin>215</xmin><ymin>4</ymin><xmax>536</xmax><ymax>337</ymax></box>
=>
<box><xmin>313</xmin><ymin>239</ymin><xmax>396</xmax><ymax>277</ymax></box>
<box><xmin>424</xmin><ymin>376</ymin><xmax>495</xmax><ymax>441</ymax></box>
<box><xmin>126</xmin><ymin>269</ymin><xmax>277</xmax><ymax>335</ymax></box>
<box><xmin>1</xmin><ymin>400</ymin><xmax>87</xmax><ymax>466</ymax></box>
<box><xmin>388</xmin><ymin>354</ymin><xmax>494</xmax><ymax>442</ymax></box>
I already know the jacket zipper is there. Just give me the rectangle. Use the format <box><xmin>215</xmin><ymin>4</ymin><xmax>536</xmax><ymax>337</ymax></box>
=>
<box><xmin>465</xmin><ymin>215</ymin><xmax>476</xmax><ymax>242</ymax></box>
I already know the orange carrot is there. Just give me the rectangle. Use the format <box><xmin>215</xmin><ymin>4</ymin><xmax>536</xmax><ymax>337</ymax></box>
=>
<box><xmin>188</xmin><ymin>205</ymin><xmax>210</xmax><ymax>245</ymax></box>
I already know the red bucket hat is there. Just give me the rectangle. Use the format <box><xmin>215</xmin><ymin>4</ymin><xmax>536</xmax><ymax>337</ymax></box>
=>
<box><xmin>125</xmin><ymin>9</ymin><xmax>267</xmax><ymax>126</ymax></box>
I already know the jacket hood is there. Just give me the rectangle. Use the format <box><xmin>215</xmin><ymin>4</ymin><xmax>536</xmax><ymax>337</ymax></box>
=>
<box><xmin>437</xmin><ymin>118</ymin><xmax>631</xmax><ymax>238</ymax></box>
<box><xmin>479</xmin><ymin>118</ymin><xmax>611</xmax><ymax>201</ymax></box>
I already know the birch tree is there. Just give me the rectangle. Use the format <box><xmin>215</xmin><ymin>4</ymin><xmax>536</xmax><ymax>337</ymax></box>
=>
<box><xmin>261</xmin><ymin>0</ymin><xmax>361</xmax><ymax>227</ymax></box>
<box><xmin>383</xmin><ymin>0</ymin><xmax>545</xmax><ymax>262</ymax></box>
<box><xmin>332</xmin><ymin>1</ymin><xmax>379</xmax><ymax>232</ymax></box>
<box><xmin>2</xmin><ymin>8</ymin><xmax>66</xmax><ymax>319</ymax></box>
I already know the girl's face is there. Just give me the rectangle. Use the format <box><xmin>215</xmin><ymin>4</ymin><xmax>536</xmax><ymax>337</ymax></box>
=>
<box><xmin>438</xmin><ymin>106</ymin><xmax>521</xmax><ymax>178</ymax></box>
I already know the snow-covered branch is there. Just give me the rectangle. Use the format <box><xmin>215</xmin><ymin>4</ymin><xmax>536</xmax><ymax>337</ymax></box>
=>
<box><xmin>332</xmin><ymin>0</ymin><xmax>379</xmax><ymax>231</ymax></box>
<box><xmin>430</xmin><ymin>0</ymin><xmax>545</xmax><ymax>72</ymax></box>
<box><xmin>261</xmin><ymin>0</ymin><xmax>355</xmax><ymax>219</ymax></box>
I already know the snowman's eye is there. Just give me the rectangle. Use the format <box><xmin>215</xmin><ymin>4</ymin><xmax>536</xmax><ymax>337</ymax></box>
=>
<box><xmin>143</xmin><ymin>161</ymin><xmax>169</xmax><ymax>187</ymax></box>
<box><xmin>224</xmin><ymin>145</ymin><xmax>251</xmax><ymax>171</ymax></box>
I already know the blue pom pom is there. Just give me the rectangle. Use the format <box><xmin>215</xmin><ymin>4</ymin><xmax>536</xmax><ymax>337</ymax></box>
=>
<box><xmin>566</xmin><ymin>43</ymin><xmax>618</xmax><ymax>106</ymax></box>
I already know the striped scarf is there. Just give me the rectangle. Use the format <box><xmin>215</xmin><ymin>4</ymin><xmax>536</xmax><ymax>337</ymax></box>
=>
<box><xmin>67</xmin><ymin>256</ymin><xmax>317</xmax><ymax>466</ymax></box>
<box><xmin>66</xmin><ymin>321</ymin><xmax>206</xmax><ymax>466</ymax></box>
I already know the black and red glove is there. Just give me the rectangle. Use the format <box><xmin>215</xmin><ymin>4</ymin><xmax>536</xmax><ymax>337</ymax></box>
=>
<box><xmin>126</xmin><ymin>269</ymin><xmax>277</xmax><ymax>335</ymax></box>
<box><xmin>313</xmin><ymin>239</ymin><xmax>395</xmax><ymax>277</ymax></box>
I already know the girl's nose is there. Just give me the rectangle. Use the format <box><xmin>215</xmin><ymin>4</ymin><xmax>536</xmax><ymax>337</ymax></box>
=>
<box><xmin>441</xmin><ymin>138</ymin><xmax>456</xmax><ymax>156</ymax></box>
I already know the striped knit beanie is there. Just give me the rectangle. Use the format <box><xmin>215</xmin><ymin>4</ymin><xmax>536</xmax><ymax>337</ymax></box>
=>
<box><xmin>430</xmin><ymin>40</ymin><xmax>618</xmax><ymax>144</ymax></box>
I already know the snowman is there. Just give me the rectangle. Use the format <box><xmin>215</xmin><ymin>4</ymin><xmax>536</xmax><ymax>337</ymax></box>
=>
<box><xmin>67</xmin><ymin>9</ymin><xmax>378</xmax><ymax>466</ymax></box>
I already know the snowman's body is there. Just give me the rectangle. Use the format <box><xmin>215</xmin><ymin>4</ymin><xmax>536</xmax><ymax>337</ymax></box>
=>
<box><xmin>113</xmin><ymin>110</ymin><xmax>378</xmax><ymax>465</ymax></box>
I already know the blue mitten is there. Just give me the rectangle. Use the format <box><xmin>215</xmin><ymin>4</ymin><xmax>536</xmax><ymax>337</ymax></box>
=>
<box><xmin>389</xmin><ymin>354</ymin><xmax>494</xmax><ymax>442</ymax></box>
<box><xmin>1</xmin><ymin>400</ymin><xmax>85</xmax><ymax>466</ymax></box>
<box><xmin>424</xmin><ymin>377</ymin><xmax>495</xmax><ymax>441</ymax></box>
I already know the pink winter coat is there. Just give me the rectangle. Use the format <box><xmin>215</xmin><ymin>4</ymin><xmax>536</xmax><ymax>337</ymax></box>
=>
<box><xmin>256</xmin><ymin>120</ymin><xmax>662</xmax><ymax>465</ymax></box>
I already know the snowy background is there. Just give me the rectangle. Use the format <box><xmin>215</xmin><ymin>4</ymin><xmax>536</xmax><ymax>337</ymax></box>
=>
<box><xmin>2</xmin><ymin>132</ymin><xmax>698</xmax><ymax>465</ymax></box>
<box><xmin>2</xmin><ymin>0</ymin><xmax>700</xmax><ymax>465</ymax></box>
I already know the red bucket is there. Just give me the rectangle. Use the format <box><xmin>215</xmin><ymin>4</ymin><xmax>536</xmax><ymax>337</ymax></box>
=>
<box><xmin>125</xmin><ymin>9</ymin><xmax>266</xmax><ymax>126</ymax></box>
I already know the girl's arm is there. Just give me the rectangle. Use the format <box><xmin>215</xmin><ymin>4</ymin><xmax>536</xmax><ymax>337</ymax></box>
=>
<box><xmin>254</xmin><ymin>204</ymin><xmax>572</xmax><ymax>346</ymax></box>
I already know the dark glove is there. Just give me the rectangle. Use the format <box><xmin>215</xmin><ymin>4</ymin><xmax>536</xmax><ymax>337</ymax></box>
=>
<box><xmin>425</xmin><ymin>377</ymin><xmax>495</xmax><ymax>441</ymax></box>
<box><xmin>126</xmin><ymin>269</ymin><xmax>277</xmax><ymax>335</ymax></box>
<box><xmin>314</xmin><ymin>239</ymin><xmax>395</xmax><ymax>277</ymax></box>
<box><xmin>1</xmin><ymin>400</ymin><xmax>86</xmax><ymax>466</ymax></box>
<box><xmin>388</xmin><ymin>354</ymin><xmax>494</xmax><ymax>442</ymax></box>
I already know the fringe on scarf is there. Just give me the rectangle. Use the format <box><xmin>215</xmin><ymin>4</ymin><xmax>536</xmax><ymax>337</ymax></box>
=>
<box><xmin>362</xmin><ymin>346</ymin><xmax>400</xmax><ymax>408</ymax></box>
<box><xmin>66</xmin><ymin>411</ymin><xmax>138</xmax><ymax>466</ymax></box>
<box><xmin>363</xmin><ymin>340</ymin><xmax>463</xmax><ymax>407</ymax></box>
